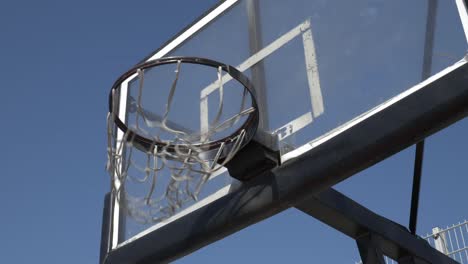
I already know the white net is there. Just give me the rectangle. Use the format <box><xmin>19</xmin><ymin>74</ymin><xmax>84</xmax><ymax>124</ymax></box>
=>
<box><xmin>107</xmin><ymin>59</ymin><xmax>257</xmax><ymax>223</ymax></box>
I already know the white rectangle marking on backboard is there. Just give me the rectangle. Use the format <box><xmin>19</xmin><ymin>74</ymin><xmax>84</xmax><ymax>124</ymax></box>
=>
<box><xmin>200</xmin><ymin>96</ymin><xmax>209</xmax><ymax>141</ymax></box>
<box><xmin>274</xmin><ymin>112</ymin><xmax>313</xmax><ymax>141</ymax></box>
<box><xmin>208</xmin><ymin>167</ymin><xmax>228</xmax><ymax>180</ymax></box>
<box><xmin>200</xmin><ymin>19</ymin><xmax>311</xmax><ymax>98</ymax></box>
<box><xmin>199</xmin><ymin>19</ymin><xmax>318</xmax><ymax>157</ymax></box>
<box><xmin>237</xmin><ymin>19</ymin><xmax>311</xmax><ymax>74</ymax></box>
<box><xmin>199</xmin><ymin>19</ymin><xmax>313</xmax><ymax>149</ymax></box>
<box><xmin>302</xmin><ymin>28</ymin><xmax>324</xmax><ymax>118</ymax></box>
<box><xmin>149</xmin><ymin>0</ymin><xmax>239</xmax><ymax>60</ymax></box>
<box><xmin>281</xmin><ymin>57</ymin><xmax>468</xmax><ymax>163</ymax></box>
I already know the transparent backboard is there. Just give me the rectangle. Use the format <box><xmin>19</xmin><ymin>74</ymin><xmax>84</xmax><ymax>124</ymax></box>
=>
<box><xmin>112</xmin><ymin>0</ymin><xmax>467</xmax><ymax>246</ymax></box>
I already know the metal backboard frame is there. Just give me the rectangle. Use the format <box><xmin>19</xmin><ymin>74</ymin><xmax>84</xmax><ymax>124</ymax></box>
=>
<box><xmin>101</xmin><ymin>0</ymin><xmax>468</xmax><ymax>263</ymax></box>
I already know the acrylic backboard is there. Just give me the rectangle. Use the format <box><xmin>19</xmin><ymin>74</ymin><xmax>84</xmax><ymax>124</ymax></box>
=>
<box><xmin>103</xmin><ymin>0</ymin><xmax>468</xmax><ymax>261</ymax></box>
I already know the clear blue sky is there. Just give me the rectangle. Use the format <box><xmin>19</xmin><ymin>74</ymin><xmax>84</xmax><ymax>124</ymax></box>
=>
<box><xmin>0</xmin><ymin>1</ymin><xmax>466</xmax><ymax>263</ymax></box>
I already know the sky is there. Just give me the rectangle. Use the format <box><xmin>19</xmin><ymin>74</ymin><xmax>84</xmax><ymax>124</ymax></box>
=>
<box><xmin>0</xmin><ymin>0</ymin><xmax>467</xmax><ymax>263</ymax></box>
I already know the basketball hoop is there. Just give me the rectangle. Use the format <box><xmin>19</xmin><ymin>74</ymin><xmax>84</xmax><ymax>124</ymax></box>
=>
<box><xmin>107</xmin><ymin>57</ymin><xmax>258</xmax><ymax>223</ymax></box>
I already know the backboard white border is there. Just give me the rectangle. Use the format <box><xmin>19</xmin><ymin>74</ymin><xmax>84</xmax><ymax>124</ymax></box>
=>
<box><xmin>149</xmin><ymin>0</ymin><xmax>239</xmax><ymax>61</ymax></box>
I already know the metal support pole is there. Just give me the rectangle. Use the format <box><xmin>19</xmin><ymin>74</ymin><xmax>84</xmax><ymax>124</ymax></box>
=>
<box><xmin>356</xmin><ymin>233</ymin><xmax>386</xmax><ymax>264</ymax></box>
<box><xmin>296</xmin><ymin>188</ymin><xmax>458</xmax><ymax>264</ymax></box>
<box><xmin>100</xmin><ymin>193</ymin><xmax>112</xmax><ymax>264</ymax></box>
<box><xmin>399</xmin><ymin>255</ymin><xmax>430</xmax><ymax>264</ymax></box>
<box><xmin>432</xmin><ymin>227</ymin><xmax>449</xmax><ymax>254</ymax></box>
<box><xmin>410</xmin><ymin>139</ymin><xmax>425</xmax><ymax>234</ymax></box>
<box><xmin>409</xmin><ymin>0</ymin><xmax>437</xmax><ymax>235</ymax></box>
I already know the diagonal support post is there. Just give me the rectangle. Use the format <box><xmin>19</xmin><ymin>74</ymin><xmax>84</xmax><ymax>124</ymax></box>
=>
<box><xmin>295</xmin><ymin>188</ymin><xmax>458</xmax><ymax>264</ymax></box>
<box><xmin>356</xmin><ymin>232</ymin><xmax>386</xmax><ymax>264</ymax></box>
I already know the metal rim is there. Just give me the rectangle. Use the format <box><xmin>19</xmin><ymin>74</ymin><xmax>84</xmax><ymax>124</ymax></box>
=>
<box><xmin>109</xmin><ymin>56</ymin><xmax>259</xmax><ymax>155</ymax></box>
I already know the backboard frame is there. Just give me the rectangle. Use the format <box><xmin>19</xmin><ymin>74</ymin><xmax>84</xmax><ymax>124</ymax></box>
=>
<box><xmin>101</xmin><ymin>0</ymin><xmax>468</xmax><ymax>263</ymax></box>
